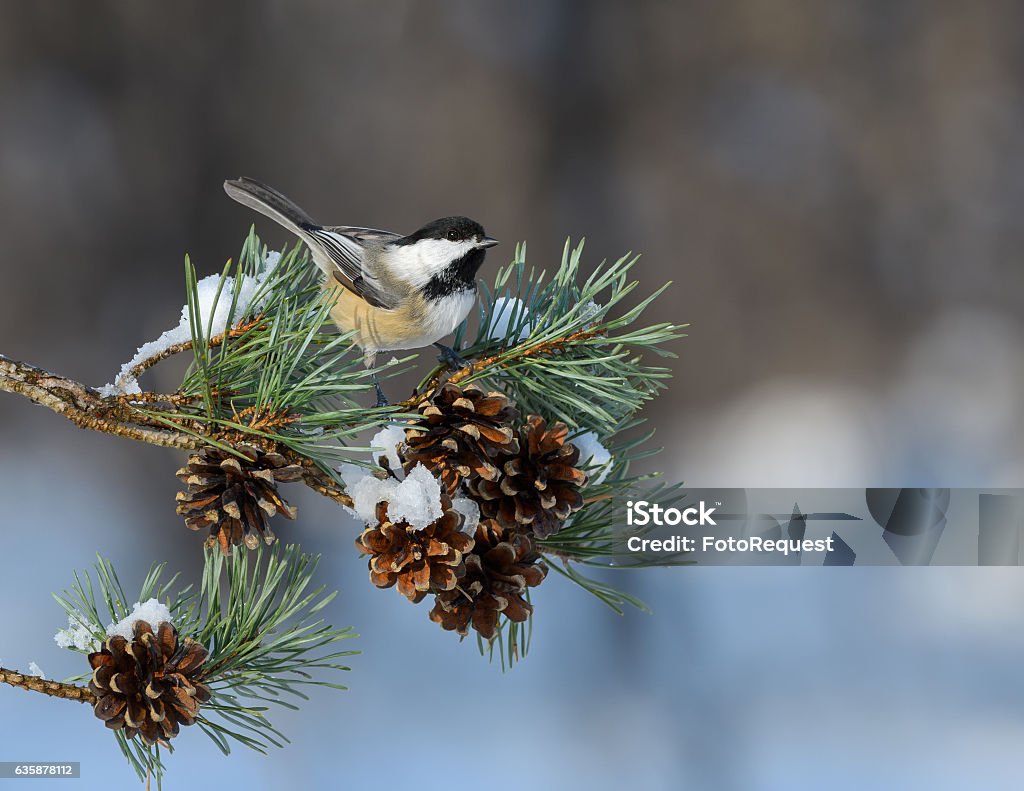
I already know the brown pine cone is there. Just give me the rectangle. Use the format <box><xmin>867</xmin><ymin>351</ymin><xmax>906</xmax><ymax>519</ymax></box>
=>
<box><xmin>176</xmin><ymin>444</ymin><xmax>302</xmax><ymax>554</ymax></box>
<box><xmin>355</xmin><ymin>493</ymin><xmax>476</xmax><ymax>603</ymax></box>
<box><xmin>404</xmin><ymin>383</ymin><xmax>519</xmax><ymax>494</ymax></box>
<box><xmin>466</xmin><ymin>415</ymin><xmax>587</xmax><ymax>539</ymax></box>
<box><xmin>429</xmin><ymin>525</ymin><xmax>548</xmax><ymax>640</ymax></box>
<box><xmin>88</xmin><ymin>621</ymin><xmax>211</xmax><ymax>746</ymax></box>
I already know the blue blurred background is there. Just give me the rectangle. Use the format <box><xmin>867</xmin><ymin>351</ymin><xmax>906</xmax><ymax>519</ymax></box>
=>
<box><xmin>2</xmin><ymin>2</ymin><xmax>1024</xmax><ymax>788</ymax></box>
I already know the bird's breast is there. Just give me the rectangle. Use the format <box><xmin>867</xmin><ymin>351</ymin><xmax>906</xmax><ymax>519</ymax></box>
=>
<box><xmin>326</xmin><ymin>285</ymin><xmax>475</xmax><ymax>353</ymax></box>
<box><xmin>420</xmin><ymin>288</ymin><xmax>477</xmax><ymax>338</ymax></box>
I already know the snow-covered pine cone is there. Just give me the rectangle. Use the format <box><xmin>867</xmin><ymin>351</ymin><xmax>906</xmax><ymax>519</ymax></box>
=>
<box><xmin>175</xmin><ymin>444</ymin><xmax>302</xmax><ymax>553</ymax></box>
<box><xmin>88</xmin><ymin>621</ymin><xmax>211</xmax><ymax>745</ymax></box>
<box><xmin>355</xmin><ymin>493</ymin><xmax>475</xmax><ymax>603</ymax></box>
<box><xmin>404</xmin><ymin>383</ymin><xmax>519</xmax><ymax>495</ymax></box>
<box><xmin>466</xmin><ymin>415</ymin><xmax>587</xmax><ymax>539</ymax></box>
<box><xmin>429</xmin><ymin>525</ymin><xmax>548</xmax><ymax>640</ymax></box>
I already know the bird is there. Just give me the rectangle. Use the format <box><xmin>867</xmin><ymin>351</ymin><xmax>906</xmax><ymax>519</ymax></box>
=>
<box><xmin>223</xmin><ymin>177</ymin><xmax>498</xmax><ymax>406</ymax></box>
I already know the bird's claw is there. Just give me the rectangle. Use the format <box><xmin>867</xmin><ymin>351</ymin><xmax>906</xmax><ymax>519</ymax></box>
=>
<box><xmin>434</xmin><ymin>343</ymin><xmax>469</xmax><ymax>370</ymax></box>
<box><xmin>374</xmin><ymin>381</ymin><xmax>389</xmax><ymax>408</ymax></box>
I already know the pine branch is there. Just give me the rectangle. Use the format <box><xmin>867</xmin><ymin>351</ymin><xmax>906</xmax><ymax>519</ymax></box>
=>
<box><xmin>0</xmin><ymin>667</ymin><xmax>95</xmax><ymax>703</ymax></box>
<box><xmin>396</xmin><ymin>327</ymin><xmax>605</xmax><ymax>412</ymax></box>
<box><xmin>0</xmin><ymin>354</ymin><xmax>355</xmax><ymax>509</ymax></box>
<box><xmin>125</xmin><ymin>314</ymin><xmax>267</xmax><ymax>384</ymax></box>
<box><xmin>0</xmin><ymin>354</ymin><xmax>200</xmax><ymax>450</ymax></box>
<box><xmin>440</xmin><ymin>240</ymin><xmax>683</xmax><ymax>432</ymax></box>
<box><xmin>450</xmin><ymin>326</ymin><xmax>605</xmax><ymax>383</ymax></box>
<box><xmin>50</xmin><ymin>546</ymin><xmax>356</xmax><ymax>784</ymax></box>
<box><xmin>289</xmin><ymin>454</ymin><xmax>353</xmax><ymax>507</ymax></box>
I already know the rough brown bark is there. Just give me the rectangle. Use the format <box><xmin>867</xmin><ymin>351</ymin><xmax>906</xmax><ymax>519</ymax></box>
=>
<box><xmin>0</xmin><ymin>667</ymin><xmax>96</xmax><ymax>704</ymax></box>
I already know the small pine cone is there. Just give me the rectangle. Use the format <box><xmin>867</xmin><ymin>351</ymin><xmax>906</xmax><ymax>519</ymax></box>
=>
<box><xmin>467</xmin><ymin>415</ymin><xmax>587</xmax><ymax>539</ymax></box>
<box><xmin>355</xmin><ymin>493</ymin><xmax>475</xmax><ymax>603</ymax></box>
<box><xmin>429</xmin><ymin>526</ymin><xmax>548</xmax><ymax>640</ymax></box>
<box><xmin>88</xmin><ymin>621</ymin><xmax>211</xmax><ymax>746</ymax></box>
<box><xmin>404</xmin><ymin>383</ymin><xmax>519</xmax><ymax>494</ymax></box>
<box><xmin>176</xmin><ymin>444</ymin><xmax>302</xmax><ymax>554</ymax></box>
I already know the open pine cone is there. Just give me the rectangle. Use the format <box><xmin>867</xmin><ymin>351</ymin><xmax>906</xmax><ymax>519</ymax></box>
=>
<box><xmin>429</xmin><ymin>525</ymin><xmax>548</xmax><ymax>640</ymax></box>
<box><xmin>176</xmin><ymin>444</ymin><xmax>302</xmax><ymax>553</ymax></box>
<box><xmin>88</xmin><ymin>621</ymin><xmax>211</xmax><ymax>746</ymax></box>
<box><xmin>466</xmin><ymin>415</ymin><xmax>587</xmax><ymax>539</ymax></box>
<box><xmin>355</xmin><ymin>493</ymin><xmax>476</xmax><ymax>603</ymax></box>
<box><xmin>404</xmin><ymin>383</ymin><xmax>519</xmax><ymax>494</ymax></box>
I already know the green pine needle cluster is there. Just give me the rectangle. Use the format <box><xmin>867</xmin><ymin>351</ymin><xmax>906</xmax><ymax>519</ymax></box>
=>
<box><xmin>449</xmin><ymin>239</ymin><xmax>680</xmax><ymax>432</ymax></box>
<box><xmin>53</xmin><ymin>546</ymin><xmax>355</xmax><ymax>786</ymax></box>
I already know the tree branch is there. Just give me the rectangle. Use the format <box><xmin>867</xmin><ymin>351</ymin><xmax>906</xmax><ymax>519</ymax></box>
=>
<box><xmin>1</xmin><ymin>329</ymin><xmax>602</xmax><ymax>509</ymax></box>
<box><xmin>123</xmin><ymin>314</ymin><xmax>266</xmax><ymax>385</ymax></box>
<box><xmin>1</xmin><ymin>353</ymin><xmax>355</xmax><ymax>508</ymax></box>
<box><xmin>398</xmin><ymin>328</ymin><xmax>604</xmax><ymax>410</ymax></box>
<box><xmin>287</xmin><ymin>453</ymin><xmax>354</xmax><ymax>508</ymax></box>
<box><xmin>448</xmin><ymin>328</ymin><xmax>602</xmax><ymax>386</ymax></box>
<box><xmin>0</xmin><ymin>667</ymin><xmax>95</xmax><ymax>704</ymax></box>
<box><xmin>0</xmin><ymin>354</ymin><xmax>200</xmax><ymax>450</ymax></box>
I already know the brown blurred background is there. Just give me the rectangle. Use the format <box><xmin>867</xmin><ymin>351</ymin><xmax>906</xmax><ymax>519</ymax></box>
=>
<box><xmin>2</xmin><ymin>3</ymin><xmax>1024</xmax><ymax>789</ymax></box>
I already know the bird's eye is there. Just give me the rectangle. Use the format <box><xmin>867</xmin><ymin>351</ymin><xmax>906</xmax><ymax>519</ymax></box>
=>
<box><xmin>447</xmin><ymin>228</ymin><xmax>460</xmax><ymax>241</ymax></box>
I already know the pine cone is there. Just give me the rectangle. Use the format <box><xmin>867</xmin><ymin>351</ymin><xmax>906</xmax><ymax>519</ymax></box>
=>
<box><xmin>404</xmin><ymin>383</ymin><xmax>519</xmax><ymax>494</ymax></box>
<box><xmin>429</xmin><ymin>525</ymin><xmax>548</xmax><ymax>640</ymax></box>
<box><xmin>176</xmin><ymin>444</ymin><xmax>302</xmax><ymax>554</ymax></box>
<box><xmin>355</xmin><ymin>493</ymin><xmax>475</xmax><ymax>603</ymax></box>
<box><xmin>466</xmin><ymin>415</ymin><xmax>587</xmax><ymax>539</ymax></box>
<box><xmin>88</xmin><ymin>621</ymin><xmax>211</xmax><ymax>746</ymax></box>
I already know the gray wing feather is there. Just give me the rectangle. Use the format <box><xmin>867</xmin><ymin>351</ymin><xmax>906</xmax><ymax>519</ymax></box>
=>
<box><xmin>307</xmin><ymin>227</ymin><xmax>396</xmax><ymax>309</ymax></box>
<box><xmin>323</xmin><ymin>225</ymin><xmax>402</xmax><ymax>243</ymax></box>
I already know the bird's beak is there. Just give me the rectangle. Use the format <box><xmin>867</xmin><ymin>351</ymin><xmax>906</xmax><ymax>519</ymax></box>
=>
<box><xmin>478</xmin><ymin>236</ymin><xmax>499</xmax><ymax>249</ymax></box>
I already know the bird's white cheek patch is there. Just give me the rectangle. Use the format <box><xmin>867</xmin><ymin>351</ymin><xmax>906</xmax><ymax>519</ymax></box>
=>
<box><xmin>387</xmin><ymin>240</ymin><xmax>477</xmax><ymax>287</ymax></box>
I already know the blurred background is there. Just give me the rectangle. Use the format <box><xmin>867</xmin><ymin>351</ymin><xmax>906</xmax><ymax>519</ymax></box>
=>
<box><xmin>2</xmin><ymin>2</ymin><xmax>1023</xmax><ymax>788</ymax></box>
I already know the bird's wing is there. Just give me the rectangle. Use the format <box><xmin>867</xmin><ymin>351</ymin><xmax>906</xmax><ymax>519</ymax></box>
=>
<box><xmin>324</xmin><ymin>225</ymin><xmax>403</xmax><ymax>244</ymax></box>
<box><xmin>304</xmin><ymin>226</ymin><xmax>400</xmax><ymax>310</ymax></box>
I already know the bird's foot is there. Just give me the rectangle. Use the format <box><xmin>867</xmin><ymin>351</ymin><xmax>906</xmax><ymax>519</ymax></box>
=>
<box><xmin>374</xmin><ymin>380</ymin><xmax>390</xmax><ymax>408</ymax></box>
<box><xmin>434</xmin><ymin>342</ymin><xmax>469</xmax><ymax>370</ymax></box>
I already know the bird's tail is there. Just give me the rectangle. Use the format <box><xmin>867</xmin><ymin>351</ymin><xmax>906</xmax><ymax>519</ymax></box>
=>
<box><xmin>223</xmin><ymin>177</ymin><xmax>319</xmax><ymax>236</ymax></box>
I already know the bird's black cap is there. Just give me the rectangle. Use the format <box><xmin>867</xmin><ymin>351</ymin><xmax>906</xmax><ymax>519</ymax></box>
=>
<box><xmin>396</xmin><ymin>216</ymin><xmax>487</xmax><ymax>245</ymax></box>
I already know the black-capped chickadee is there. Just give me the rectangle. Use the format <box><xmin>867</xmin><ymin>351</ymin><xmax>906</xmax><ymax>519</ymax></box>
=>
<box><xmin>223</xmin><ymin>177</ymin><xmax>497</xmax><ymax>405</ymax></box>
